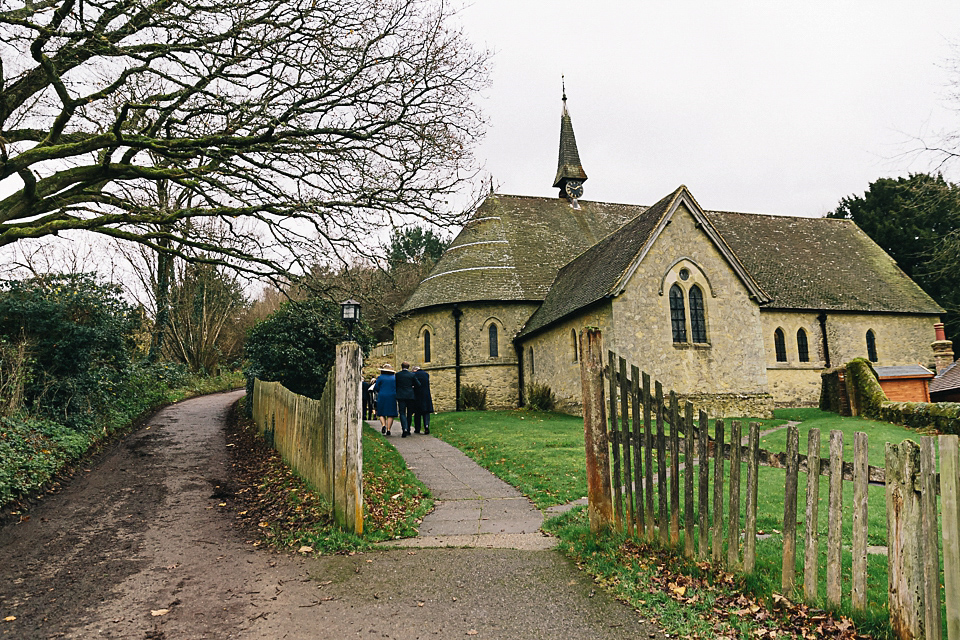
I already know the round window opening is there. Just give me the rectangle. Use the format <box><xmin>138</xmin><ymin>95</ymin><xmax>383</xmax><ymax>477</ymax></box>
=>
<box><xmin>678</xmin><ymin>268</ymin><xmax>690</xmax><ymax>281</ymax></box>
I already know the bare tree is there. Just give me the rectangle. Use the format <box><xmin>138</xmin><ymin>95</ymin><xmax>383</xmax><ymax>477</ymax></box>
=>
<box><xmin>0</xmin><ymin>0</ymin><xmax>488</xmax><ymax>277</ymax></box>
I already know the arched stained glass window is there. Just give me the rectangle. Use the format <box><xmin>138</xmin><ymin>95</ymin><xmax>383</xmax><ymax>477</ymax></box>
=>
<box><xmin>866</xmin><ymin>329</ymin><xmax>878</xmax><ymax>362</ymax></box>
<box><xmin>669</xmin><ymin>284</ymin><xmax>687</xmax><ymax>343</ymax></box>
<box><xmin>423</xmin><ymin>330</ymin><xmax>431</xmax><ymax>363</ymax></box>
<box><xmin>797</xmin><ymin>328</ymin><xmax>809</xmax><ymax>363</ymax></box>
<box><xmin>774</xmin><ymin>328</ymin><xmax>787</xmax><ymax>362</ymax></box>
<box><xmin>689</xmin><ymin>285</ymin><xmax>707</xmax><ymax>343</ymax></box>
<box><xmin>488</xmin><ymin>323</ymin><xmax>499</xmax><ymax>358</ymax></box>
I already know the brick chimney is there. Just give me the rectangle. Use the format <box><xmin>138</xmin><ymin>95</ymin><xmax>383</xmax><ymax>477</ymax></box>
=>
<box><xmin>933</xmin><ymin>322</ymin><xmax>955</xmax><ymax>374</ymax></box>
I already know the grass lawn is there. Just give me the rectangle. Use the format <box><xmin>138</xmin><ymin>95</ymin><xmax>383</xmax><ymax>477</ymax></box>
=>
<box><xmin>430</xmin><ymin>410</ymin><xmax>588</xmax><ymax>510</ymax></box>
<box><xmin>432</xmin><ymin>406</ymin><xmax>936</xmax><ymax>638</ymax></box>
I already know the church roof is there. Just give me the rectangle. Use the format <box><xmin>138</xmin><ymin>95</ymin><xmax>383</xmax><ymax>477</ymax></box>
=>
<box><xmin>516</xmin><ymin>188</ymin><xmax>944</xmax><ymax>340</ymax></box>
<box><xmin>707</xmin><ymin>211</ymin><xmax>944</xmax><ymax>314</ymax></box>
<box><xmin>398</xmin><ymin>194</ymin><xmax>643</xmax><ymax>313</ymax></box>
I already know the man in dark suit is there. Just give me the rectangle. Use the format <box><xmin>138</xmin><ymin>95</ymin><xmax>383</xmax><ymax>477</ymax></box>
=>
<box><xmin>412</xmin><ymin>366</ymin><xmax>434</xmax><ymax>435</ymax></box>
<box><xmin>394</xmin><ymin>361</ymin><xmax>420</xmax><ymax>437</ymax></box>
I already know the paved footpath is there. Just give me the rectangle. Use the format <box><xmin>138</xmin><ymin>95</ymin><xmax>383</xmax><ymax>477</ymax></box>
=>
<box><xmin>372</xmin><ymin>423</ymin><xmax>555</xmax><ymax>550</ymax></box>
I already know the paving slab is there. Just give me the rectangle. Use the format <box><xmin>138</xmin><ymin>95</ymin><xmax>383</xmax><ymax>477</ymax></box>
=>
<box><xmin>369</xmin><ymin>422</ymin><xmax>554</xmax><ymax>550</ymax></box>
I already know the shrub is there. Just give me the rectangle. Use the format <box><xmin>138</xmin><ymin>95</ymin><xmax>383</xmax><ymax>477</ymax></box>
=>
<box><xmin>0</xmin><ymin>273</ymin><xmax>139</xmax><ymax>429</ymax></box>
<box><xmin>244</xmin><ymin>298</ymin><xmax>373</xmax><ymax>400</ymax></box>
<box><xmin>459</xmin><ymin>383</ymin><xmax>487</xmax><ymax>410</ymax></box>
<box><xmin>526</xmin><ymin>382</ymin><xmax>556</xmax><ymax>411</ymax></box>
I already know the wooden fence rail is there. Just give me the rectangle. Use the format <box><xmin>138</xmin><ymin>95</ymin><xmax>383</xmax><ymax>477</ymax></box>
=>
<box><xmin>252</xmin><ymin>342</ymin><xmax>363</xmax><ymax>534</ymax></box>
<box><xmin>577</xmin><ymin>327</ymin><xmax>960</xmax><ymax>640</ymax></box>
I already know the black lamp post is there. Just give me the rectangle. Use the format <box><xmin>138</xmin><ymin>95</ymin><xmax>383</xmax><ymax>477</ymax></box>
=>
<box><xmin>341</xmin><ymin>299</ymin><xmax>361</xmax><ymax>341</ymax></box>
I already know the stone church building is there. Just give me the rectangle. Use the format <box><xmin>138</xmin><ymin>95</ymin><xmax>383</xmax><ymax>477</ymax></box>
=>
<box><xmin>392</xmin><ymin>96</ymin><xmax>945</xmax><ymax>417</ymax></box>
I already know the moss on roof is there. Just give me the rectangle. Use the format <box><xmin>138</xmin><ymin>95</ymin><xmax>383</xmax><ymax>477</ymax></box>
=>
<box><xmin>517</xmin><ymin>187</ymin><xmax>680</xmax><ymax>339</ymax></box>
<box><xmin>399</xmin><ymin>194</ymin><xmax>643</xmax><ymax>313</ymax></box>
<box><xmin>707</xmin><ymin>211</ymin><xmax>943</xmax><ymax>314</ymax></box>
<box><xmin>401</xmin><ymin>189</ymin><xmax>944</xmax><ymax>336</ymax></box>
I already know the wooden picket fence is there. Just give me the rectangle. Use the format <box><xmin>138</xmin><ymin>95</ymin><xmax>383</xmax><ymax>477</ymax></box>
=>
<box><xmin>577</xmin><ymin>327</ymin><xmax>960</xmax><ymax>640</ymax></box>
<box><xmin>252</xmin><ymin>342</ymin><xmax>363</xmax><ymax>534</ymax></box>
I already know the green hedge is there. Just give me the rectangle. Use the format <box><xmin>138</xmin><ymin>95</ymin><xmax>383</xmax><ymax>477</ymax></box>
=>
<box><xmin>844</xmin><ymin>357</ymin><xmax>960</xmax><ymax>434</ymax></box>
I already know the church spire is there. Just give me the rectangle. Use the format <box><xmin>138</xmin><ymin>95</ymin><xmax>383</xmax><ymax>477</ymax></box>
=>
<box><xmin>553</xmin><ymin>78</ymin><xmax>588</xmax><ymax>199</ymax></box>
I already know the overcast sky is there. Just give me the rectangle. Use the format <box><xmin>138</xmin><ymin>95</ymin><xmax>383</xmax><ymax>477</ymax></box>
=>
<box><xmin>454</xmin><ymin>1</ymin><xmax>960</xmax><ymax>218</ymax></box>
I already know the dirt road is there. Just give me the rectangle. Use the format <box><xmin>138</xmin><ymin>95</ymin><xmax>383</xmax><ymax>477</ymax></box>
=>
<box><xmin>1</xmin><ymin>391</ymin><xmax>663</xmax><ymax>639</ymax></box>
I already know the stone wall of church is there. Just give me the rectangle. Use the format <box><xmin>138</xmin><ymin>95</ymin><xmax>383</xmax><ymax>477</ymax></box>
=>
<box><xmin>608</xmin><ymin>203</ymin><xmax>773</xmax><ymax>417</ymax></box>
<box><xmin>760</xmin><ymin>311</ymin><xmax>827</xmax><ymax>407</ymax></box>
<box><xmin>760</xmin><ymin>310</ymin><xmax>939</xmax><ymax>406</ymax></box>
<box><xmin>519</xmin><ymin>306</ymin><xmax>613</xmax><ymax>414</ymax></box>
<box><xmin>392</xmin><ymin>301</ymin><xmax>538</xmax><ymax>411</ymax></box>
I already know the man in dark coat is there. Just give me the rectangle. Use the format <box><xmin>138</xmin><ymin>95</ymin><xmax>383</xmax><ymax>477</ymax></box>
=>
<box><xmin>362</xmin><ymin>377</ymin><xmax>375</xmax><ymax>420</ymax></box>
<box><xmin>412</xmin><ymin>366</ymin><xmax>434</xmax><ymax>435</ymax></box>
<box><xmin>394</xmin><ymin>361</ymin><xmax>420</xmax><ymax>437</ymax></box>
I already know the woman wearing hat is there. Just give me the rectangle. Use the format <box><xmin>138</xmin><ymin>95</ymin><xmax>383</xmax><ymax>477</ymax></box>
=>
<box><xmin>372</xmin><ymin>364</ymin><xmax>398</xmax><ymax>435</ymax></box>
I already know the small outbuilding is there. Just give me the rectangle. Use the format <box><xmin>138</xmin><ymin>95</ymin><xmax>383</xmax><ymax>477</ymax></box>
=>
<box><xmin>874</xmin><ymin>365</ymin><xmax>935</xmax><ymax>403</ymax></box>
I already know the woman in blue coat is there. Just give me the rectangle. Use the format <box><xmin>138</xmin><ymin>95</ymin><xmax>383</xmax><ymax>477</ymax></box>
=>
<box><xmin>372</xmin><ymin>364</ymin><xmax>398</xmax><ymax>436</ymax></box>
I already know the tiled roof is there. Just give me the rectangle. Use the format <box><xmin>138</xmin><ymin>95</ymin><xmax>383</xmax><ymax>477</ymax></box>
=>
<box><xmin>398</xmin><ymin>195</ymin><xmax>643</xmax><ymax>313</ymax></box>
<box><xmin>707</xmin><ymin>211</ymin><xmax>944</xmax><ymax>314</ymax></box>
<box><xmin>553</xmin><ymin>100</ymin><xmax>588</xmax><ymax>188</ymax></box>
<box><xmin>401</xmin><ymin>188</ymin><xmax>945</xmax><ymax>335</ymax></box>
<box><xmin>517</xmin><ymin>187</ymin><xmax>681</xmax><ymax>339</ymax></box>
<box><xmin>931</xmin><ymin>359</ymin><xmax>960</xmax><ymax>393</ymax></box>
<box><xmin>875</xmin><ymin>365</ymin><xmax>934</xmax><ymax>379</ymax></box>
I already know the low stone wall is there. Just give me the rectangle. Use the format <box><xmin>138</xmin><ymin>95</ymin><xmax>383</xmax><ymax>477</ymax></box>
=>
<box><xmin>842</xmin><ymin>357</ymin><xmax>960</xmax><ymax>434</ymax></box>
<box><xmin>679</xmin><ymin>392</ymin><xmax>774</xmax><ymax>419</ymax></box>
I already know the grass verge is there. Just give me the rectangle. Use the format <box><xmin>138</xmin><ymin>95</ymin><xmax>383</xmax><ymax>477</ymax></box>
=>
<box><xmin>545</xmin><ymin>507</ymin><xmax>872</xmax><ymax>639</ymax></box>
<box><xmin>226</xmin><ymin>399</ymin><xmax>432</xmax><ymax>554</ymax></box>
<box><xmin>1</xmin><ymin>370</ymin><xmax>245</xmax><ymax>513</ymax></box>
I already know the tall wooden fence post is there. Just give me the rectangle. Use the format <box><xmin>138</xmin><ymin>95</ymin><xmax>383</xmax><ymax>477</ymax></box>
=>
<box><xmin>744</xmin><ymin>422</ymin><xmax>759</xmax><ymax>574</ymax></box>
<box><xmin>804</xmin><ymin>428</ymin><xmax>821</xmax><ymax>603</ymax></box>
<box><xmin>697</xmin><ymin>409</ymin><xmax>710</xmax><ymax>560</ymax></box>
<box><xmin>712</xmin><ymin>420</ymin><xmax>725</xmax><ymax>563</ymax></box>
<box><xmin>940</xmin><ymin>434</ymin><xmax>960</xmax><ymax>640</ymax></box>
<box><xmin>580</xmin><ymin>328</ymin><xmax>613</xmax><ymax>532</ymax></box>
<box><xmin>852</xmin><ymin>432</ymin><xmax>868</xmax><ymax>613</ymax></box>
<box><xmin>631</xmin><ymin>365</ymin><xmax>645</xmax><ymax>537</ymax></box>
<box><xmin>782</xmin><ymin>424</ymin><xmax>799</xmax><ymax>592</ymax></box>
<box><xmin>608</xmin><ymin>351</ymin><xmax>624</xmax><ymax>531</ymax></box>
<box><xmin>920</xmin><ymin>437</ymin><xmax>942</xmax><ymax>640</ymax></box>
<box><xmin>334</xmin><ymin>341</ymin><xmax>363</xmax><ymax>534</ymax></box>
<box><xmin>886</xmin><ymin>439</ymin><xmax>925</xmax><ymax>640</ymax></box>
<box><xmin>827</xmin><ymin>430</ymin><xmax>844</xmax><ymax>608</ymax></box>
<box><xmin>727</xmin><ymin>420</ymin><xmax>742</xmax><ymax>569</ymax></box>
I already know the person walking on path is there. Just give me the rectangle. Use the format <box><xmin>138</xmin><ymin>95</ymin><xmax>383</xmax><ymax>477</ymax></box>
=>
<box><xmin>394</xmin><ymin>361</ymin><xmax>420</xmax><ymax>438</ymax></box>
<box><xmin>373</xmin><ymin>364</ymin><xmax>398</xmax><ymax>436</ymax></box>
<box><xmin>412</xmin><ymin>365</ymin><xmax>434</xmax><ymax>435</ymax></box>
<box><xmin>362</xmin><ymin>376</ymin><xmax>375</xmax><ymax>420</ymax></box>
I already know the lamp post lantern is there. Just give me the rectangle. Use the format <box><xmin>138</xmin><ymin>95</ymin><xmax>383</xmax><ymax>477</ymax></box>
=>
<box><xmin>341</xmin><ymin>299</ymin><xmax>361</xmax><ymax>341</ymax></box>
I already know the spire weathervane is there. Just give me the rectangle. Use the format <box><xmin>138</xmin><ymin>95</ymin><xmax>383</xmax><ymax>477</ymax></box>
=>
<box><xmin>553</xmin><ymin>79</ymin><xmax>587</xmax><ymax>201</ymax></box>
